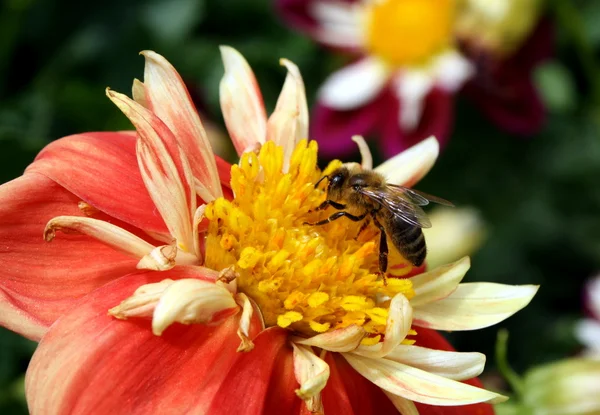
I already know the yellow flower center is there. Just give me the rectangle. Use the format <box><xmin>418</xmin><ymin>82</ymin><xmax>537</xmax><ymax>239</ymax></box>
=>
<box><xmin>364</xmin><ymin>0</ymin><xmax>455</xmax><ymax>67</ymax></box>
<box><xmin>204</xmin><ymin>141</ymin><xmax>415</xmax><ymax>340</ymax></box>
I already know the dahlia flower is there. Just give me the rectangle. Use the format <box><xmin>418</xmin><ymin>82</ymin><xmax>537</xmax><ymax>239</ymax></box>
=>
<box><xmin>0</xmin><ymin>47</ymin><xmax>538</xmax><ymax>414</ymax></box>
<box><xmin>575</xmin><ymin>276</ymin><xmax>600</xmax><ymax>357</ymax></box>
<box><xmin>276</xmin><ymin>0</ymin><xmax>551</xmax><ymax>157</ymax></box>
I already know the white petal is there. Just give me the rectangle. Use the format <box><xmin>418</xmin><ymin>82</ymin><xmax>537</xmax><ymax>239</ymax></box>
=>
<box><xmin>44</xmin><ymin>216</ymin><xmax>155</xmax><ymax>259</ymax></box>
<box><xmin>382</xmin><ymin>391</ymin><xmax>419</xmax><ymax>415</ymax></box>
<box><xmin>393</xmin><ymin>70</ymin><xmax>434</xmax><ymax>131</ymax></box>
<box><xmin>574</xmin><ymin>319</ymin><xmax>600</xmax><ymax>354</ymax></box>
<box><xmin>235</xmin><ymin>293</ymin><xmax>256</xmax><ymax>352</ymax></box>
<box><xmin>318</xmin><ymin>57</ymin><xmax>389</xmax><ymax>110</ymax></box>
<box><xmin>343</xmin><ymin>353</ymin><xmax>506</xmax><ymax>405</ymax></box>
<box><xmin>386</xmin><ymin>345</ymin><xmax>486</xmax><ymax>381</ymax></box>
<box><xmin>152</xmin><ymin>279</ymin><xmax>238</xmax><ymax>335</ymax></box>
<box><xmin>413</xmin><ymin>283</ymin><xmax>539</xmax><ymax>331</ymax></box>
<box><xmin>310</xmin><ymin>1</ymin><xmax>365</xmax><ymax>49</ymax></box>
<box><xmin>353</xmin><ymin>294</ymin><xmax>412</xmax><ymax>358</ymax></box>
<box><xmin>219</xmin><ymin>46</ymin><xmax>267</xmax><ymax>156</ymax></box>
<box><xmin>294</xmin><ymin>325</ymin><xmax>365</xmax><ymax>352</ymax></box>
<box><xmin>374</xmin><ymin>136</ymin><xmax>439</xmax><ymax>188</ymax></box>
<box><xmin>410</xmin><ymin>257</ymin><xmax>470</xmax><ymax>307</ymax></box>
<box><xmin>432</xmin><ymin>50</ymin><xmax>474</xmax><ymax>92</ymax></box>
<box><xmin>292</xmin><ymin>344</ymin><xmax>329</xmax><ymax>413</ymax></box>
<box><xmin>267</xmin><ymin>58</ymin><xmax>309</xmax><ymax>172</ymax></box>
<box><xmin>192</xmin><ymin>204</ymin><xmax>206</xmax><ymax>260</ymax></box>
<box><xmin>109</xmin><ymin>279</ymin><xmax>175</xmax><ymax>319</ymax></box>
<box><xmin>586</xmin><ymin>276</ymin><xmax>600</xmax><ymax>319</ymax></box>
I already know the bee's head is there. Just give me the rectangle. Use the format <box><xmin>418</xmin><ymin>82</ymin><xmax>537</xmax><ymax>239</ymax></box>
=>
<box><xmin>315</xmin><ymin>167</ymin><xmax>349</xmax><ymax>201</ymax></box>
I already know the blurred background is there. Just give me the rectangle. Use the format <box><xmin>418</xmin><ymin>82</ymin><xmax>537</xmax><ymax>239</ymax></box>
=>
<box><xmin>1</xmin><ymin>0</ymin><xmax>600</xmax><ymax>412</ymax></box>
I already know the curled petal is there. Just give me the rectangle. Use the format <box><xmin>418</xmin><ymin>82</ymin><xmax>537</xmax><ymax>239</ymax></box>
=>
<box><xmin>318</xmin><ymin>57</ymin><xmax>389</xmax><ymax>111</ymax></box>
<box><xmin>413</xmin><ymin>283</ymin><xmax>539</xmax><ymax>331</ymax></box>
<box><xmin>152</xmin><ymin>279</ymin><xmax>239</xmax><ymax>335</ymax></box>
<box><xmin>410</xmin><ymin>257</ymin><xmax>470</xmax><ymax>307</ymax></box>
<box><xmin>107</xmin><ymin>89</ymin><xmax>196</xmax><ymax>253</ymax></box>
<box><xmin>139</xmin><ymin>51</ymin><xmax>222</xmax><ymax>202</ymax></box>
<box><xmin>109</xmin><ymin>279</ymin><xmax>175</xmax><ymax>319</ymax></box>
<box><xmin>292</xmin><ymin>344</ymin><xmax>329</xmax><ymax>413</ymax></box>
<box><xmin>386</xmin><ymin>345</ymin><xmax>486</xmax><ymax>381</ymax></box>
<box><xmin>136</xmin><ymin>245</ymin><xmax>177</xmax><ymax>271</ymax></box>
<box><xmin>351</xmin><ymin>135</ymin><xmax>372</xmax><ymax>170</ymax></box>
<box><xmin>354</xmin><ymin>294</ymin><xmax>412</xmax><ymax>359</ymax></box>
<box><xmin>219</xmin><ymin>46</ymin><xmax>267</xmax><ymax>155</ymax></box>
<box><xmin>44</xmin><ymin>216</ymin><xmax>155</xmax><ymax>259</ymax></box>
<box><xmin>235</xmin><ymin>293</ymin><xmax>257</xmax><ymax>352</ymax></box>
<box><xmin>343</xmin><ymin>353</ymin><xmax>506</xmax><ymax>406</ymax></box>
<box><xmin>267</xmin><ymin>58</ymin><xmax>309</xmax><ymax>172</ymax></box>
<box><xmin>374</xmin><ymin>136</ymin><xmax>439</xmax><ymax>187</ymax></box>
<box><xmin>193</xmin><ymin>204</ymin><xmax>207</xmax><ymax>260</ymax></box>
<box><xmin>294</xmin><ymin>325</ymin><xmax>366</xmax><ymax>352</ymax></box>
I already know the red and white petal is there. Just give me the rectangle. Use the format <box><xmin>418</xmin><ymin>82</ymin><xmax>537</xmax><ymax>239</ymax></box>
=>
<box><xmin>385</xmin><ymin>345</ymin><xmax>486</xmax><ymax>381</ymax></box>
<box><xmin>343</xmin><ymin>353</ymin><xmax>506</xmax><ymax>406</ymax></box>
<box><xmin>267</xmin><ymin>58</ymin><xmax>309</xmax><ymax>172</ymax></box>
<box><xmin>25</xmin><ymin>270</ymin><xmax>270</xmax><ymax>415</ymax></box>
<box><xmin>292</xmin><ymin>344</ymin><xmax>329</xmax><ymax>413</ymax></box>
<box><xmin>294</xmin><ymin>324</ymin><xmax>365</xmax><ymax>352</ymax></box>
<box><xmin>354</xmin><ymin>294</ymin><xmax>412</xmax><ymax>358</ymax></box>
<box><xmin>108</xmin><ymin>89</ymin><xmax>196</xmax><ymax>253</ymax></box>
<box><xmin>318</xmin><ymin>57</ymin><xmax>390</xmax><ymax>111</ymax></box>
<box><xmin>44</xmin><ymin>216</ymin><xmax>155</xmax><ymax>259</ymax></box>
<box><xmin>409</xmin><ymin>257</ymin><xmax>470</xmax><ymax>308</ymax></box>
<box><xmin>310</xmin><ymin>1</ymin><xmax>365</xmax><ymax>49</ymax></box>
<box><xmin>413</xmin><ymin>283</ymin><xmax>539</xmax><ymax>331</ymax></box>
<box><xmin>0</xmin><ymin>173</ymin><xmax>139</xmax><ymax>340</ymax></box>
<box><xmin>219</xmin><ymin>46</ymin><xmax>268</xmax><ymax>156</ymax></box>
<box><xmin>374</xmin><ymin>136</ymin><xmax>439</xmax><ymax>188</ymax></box>
<box><xmin>393</xmin><ymin>70</ymin><xmax>435</xmax><ymax>131</ymax></box>
<box><xmin>152</xmin><ymin>278</ymin><xmax>239</xmax><ymax>335</ymax></box>
<box><xmin>322</xmin><ymin>353</ymin><xmax>400</xmax><ymax>414</ymax></box>
<box><xmin>137</xmin><ymin>51</ymin><xmax>223</xmax><ymax>202</ymax></box>
<box><xmin>26</xmin><ymin>132</ymin><xmax>168</xmax><ymax>234</ymax></box>
<box><xmin>432</xmin><ymin>50</ymin><xmax>474</xmax><ymax>93</ymax></box>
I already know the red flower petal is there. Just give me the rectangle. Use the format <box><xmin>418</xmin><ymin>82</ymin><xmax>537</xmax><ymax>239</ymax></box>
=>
<box><xmin>26</xmin><ymin>269</ymin><xmax>266</xmax><ymax>414</ymax></box>
<box><xmin>0</xmin><ymin>173</ymin><xmax>139</xmax><ymax>340</ymax></box>
<box><xmin>26</xmin><ymin>132</ymin><xmax>169</xmax><ymax>235</ymax></box>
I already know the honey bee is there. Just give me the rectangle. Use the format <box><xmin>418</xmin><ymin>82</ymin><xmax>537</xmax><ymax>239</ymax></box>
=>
<box><xmin>305</xmin><ymin>165</ymin><xmax>453</xmax><ymax>273</ymax></box>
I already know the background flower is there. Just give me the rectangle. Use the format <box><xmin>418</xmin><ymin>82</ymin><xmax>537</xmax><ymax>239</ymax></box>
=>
<box><xmin>276</xmin><ymin>0</ymin><xmax>551</xmax><ymax>157</ymax></box>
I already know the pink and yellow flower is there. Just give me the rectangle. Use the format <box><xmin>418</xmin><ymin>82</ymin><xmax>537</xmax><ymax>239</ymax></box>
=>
<box><xmin>0</xmin><ymin>47</ymin><xmax>538</xmax><ymax>414</ymax></box>
<box><xmin>277</xmin><ymin>0</ymin><xmax>551</xmax><ymax>158</ymax></box>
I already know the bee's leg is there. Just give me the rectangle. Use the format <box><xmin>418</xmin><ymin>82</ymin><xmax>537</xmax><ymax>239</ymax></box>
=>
<box><xmin>304</xmin><ymin>211</ymin><xmax>366</xmax><ymax>226</ymax></box>
<box><xmin>372</xmin><ymin>216</ymin><xmax>388</xmax><ymax>283</ymax></box>
<box><xmin>354</xmin><ymin>217</ymin><xmax>371</xmax><ymax>240</ymax></box>
<box><xmin>310</xmin><ymin>200</ymin><xmax>346</xmax><ymax>213</ymax></box>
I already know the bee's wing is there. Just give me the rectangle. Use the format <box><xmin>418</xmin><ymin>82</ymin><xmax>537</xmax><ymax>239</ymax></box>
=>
<box><xmin>359</xmin><ymin>187</ymin><xmax>432</xmax><ymax>228</ymax></box>
<box><xmin>387</xmin><ymin>184</ymin><xmax>455</xmax><ymax>207</ymax></box>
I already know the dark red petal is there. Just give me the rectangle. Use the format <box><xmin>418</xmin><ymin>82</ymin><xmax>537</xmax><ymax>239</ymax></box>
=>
<box><xmin>380</xmin><ymin>88</ymin><xmax>454</xmax><ymax>158</ymax></box>
<box><xmin>26</xmin><ymin>269</ymin><xmax>265</xmax><ymax>414</ymax></box>
<box><xmin>311</xmin><ymin>93</ymin><xmax>385</xmax><ymax>159</ymax></box>
<box><xmin>413</xmin><ymin>328</ymin><xmax>496</xmax><ymax>415</ymax></box>
<box><xmin>26</xmin><ymin>131</ymin><xmax>169</xmax><ymax>234</ymax></box>
<box><xmin>0</xmin><ymin>173</ymin><xmax>139</xmax><ymax>340</ymax></box>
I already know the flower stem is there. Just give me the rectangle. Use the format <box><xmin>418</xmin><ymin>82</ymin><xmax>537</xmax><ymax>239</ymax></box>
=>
<box><xmin>495</xmin><ymin>329</ymin><xmax>525</xmax><ymax>399</ymax></box>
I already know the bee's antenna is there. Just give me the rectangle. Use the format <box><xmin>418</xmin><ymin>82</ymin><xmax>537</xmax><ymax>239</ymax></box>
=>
<box><xmin>314</xmin><ymin>175</ymin><xmax>329</xmax><ymax>189</ymax></box>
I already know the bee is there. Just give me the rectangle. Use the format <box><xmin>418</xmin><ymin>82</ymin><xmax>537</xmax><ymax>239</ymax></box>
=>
<box><xmin>305</xmin><ymin>165</ymin><xmax>453</xmax><ymax>273</ymax></box>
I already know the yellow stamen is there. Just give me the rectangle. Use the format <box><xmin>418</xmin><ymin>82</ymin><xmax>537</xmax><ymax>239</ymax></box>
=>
<box><xmin>205</xmin><ymin>140</ymin><xmax>415</xmax><ymax>337</ymax></box>
<box><xmin>365</xmin><ymin>0</ymin><xmax>455</xmax><ymax>67</ymax></box>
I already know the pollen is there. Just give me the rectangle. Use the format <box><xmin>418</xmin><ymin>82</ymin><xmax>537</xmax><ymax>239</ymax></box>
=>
<box><xmin>204</xmin><ymin>140</ymin><xmax>415</xmax><ymax>338</ymax></box>
<box><xmin>364</xmin><ymin>0</ymin><xmax>455</xmax><ymax>67</ymax></box>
